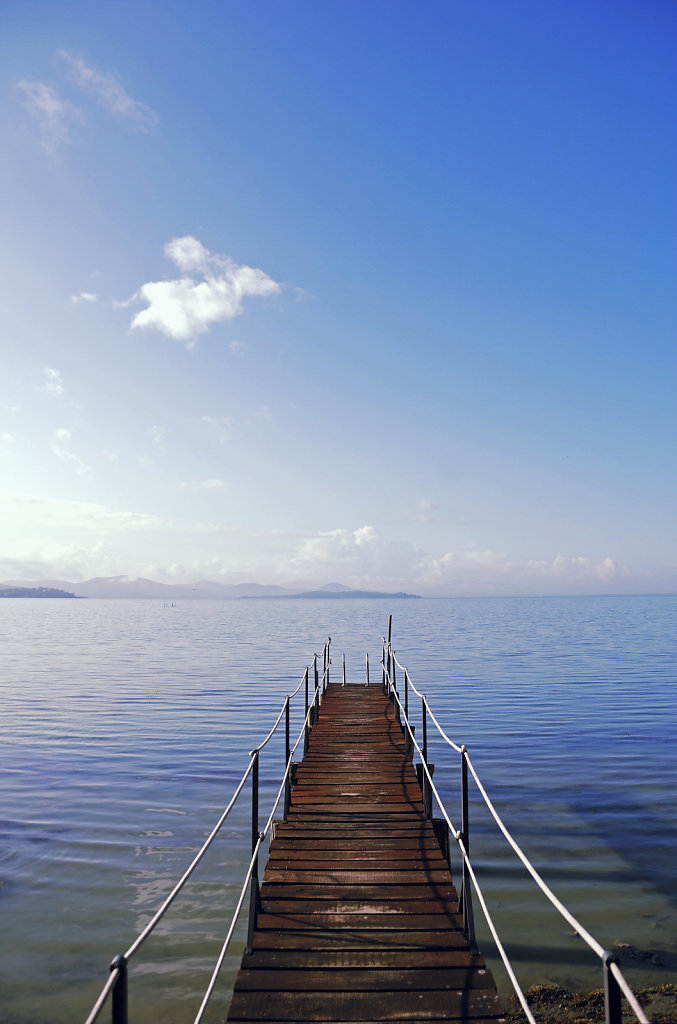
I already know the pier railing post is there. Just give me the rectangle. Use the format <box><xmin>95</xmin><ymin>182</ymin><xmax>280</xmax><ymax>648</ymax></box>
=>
<box><xmin>283</xmin><ymin>697</ymin><xmax>291</xmax><ymax>821</ymax></box>
<box><xmin>303</xmin><ymin>667</ymin><xmax>309</xmax><ymax>753</ymax></box>
<box><xmin>460</xmin><ymin>745</ymin><xmax>476</xmax><ymax>948</ymax></box>
<box><xmin>342</xmin><ymin>652</ymin><xmax>346</xmax><ymax>687</ymax></box>
<box><xmin>603</xmin><ymin>951</ymin><xmax>622</xmax><ymax>1024</ymax></box>
<box><xmin>366</xmin><ymin>652</ymin><xmax>370</xmax><ymax>686</ymax></box>
<box><xmin>246</xmin><ymin>750</ymin><xmax>260</xmax><ymax>954</ymax></box>
<box><xmin>392</xmin><ymin>657</ymin><xmax>400</xmax><ymax>724</ymax></box>
<box><xmin>421</xmin><ymin>695</ymin><xmax>431</xmax><ymax>817</ymax></box>
<box><xmin>404</xmin><ymin>668</ymin><xmax>409</xmax><ymax>722</ymax></box>
<box><xmin>314</xmin><ymin>652</ymin><xmax>320</xmax><ymax>720</ymax></box>
<box><xmin>110</xmin><ymin>954</ymin><xmax>128</xmax><ymax>1024</ymax></box>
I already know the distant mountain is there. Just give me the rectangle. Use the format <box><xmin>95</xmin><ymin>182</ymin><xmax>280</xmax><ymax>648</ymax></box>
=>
<box><xmin>282</xmin><ymin>588</ymin><xmax>420</xmax><ymax>600</ymax></box>
<box><xmin>0</xmin><ymin>576</ymin><xmax>419</xmax><ymax>600</ymax></box>
<box><xmin>0</xmin><ymin>586</ymin><xmax>80</xmax><ymax>599</ymax></box>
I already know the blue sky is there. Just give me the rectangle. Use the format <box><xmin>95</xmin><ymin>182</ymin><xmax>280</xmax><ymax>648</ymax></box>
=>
<box><xmin>1</xmin><ymin>0</ymin><xmax>675</xmax><ymax>595</ymax></box>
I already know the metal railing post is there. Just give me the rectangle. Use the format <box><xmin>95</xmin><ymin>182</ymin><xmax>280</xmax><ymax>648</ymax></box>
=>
<box><xmin>110</xmin><ymin>955</ymin><xmax>127</xmax><ymax>1024</ymax></box>
<box><xmin>421</xmin><ymin>695</ymin><xmax>430</xmax><ymax>817</ymax></box>
<box><xmin>392</xmin><ymin>656</ymin><xmax>400</xmax><ymax>724</ymax></box>
<box><xmin>246</xmin><ymin>750</ymin><xmax>260</xmax><ymax>954</ymax></box>
<box><xmin>366</xmin><ymin>652</ymin><xmax>370</xmax><ymax>686</ymax></box>
<box><xmin>603</xmin><ymin>951</ymin><xmax>623</xmax><ymax>1024</ymax></box>
<box><xmin>303</xmin><ymin>666</ymin><xmax>309</xmax><ymax>753</ymax></box>
<box><xmin>283</xmin><ymin>697</ymin><xmax>291</xmax><ymax>821</ymax></box>
<box><xmin>460</xmin><ymin>744</ymin><xmax>476</xmax><ymax>947</ymax></box>
<box><xmin>381</xmin><ymin>638</ymin><xmax>386</xmax><ymax>689</ymax></box>
<box><xmin>314</xmin><ymin>653</ymin><xmax>320</xmax><ymax>721</ymax></box>
<box><xmin>342</xmin><ymin>652</ymin><xmax>346</xmax><ymax>686</ymax></box>
<box><xmin>404</xmin><ymin>668</ymin><xmax>409</xmax><ymax>722</ymax></box>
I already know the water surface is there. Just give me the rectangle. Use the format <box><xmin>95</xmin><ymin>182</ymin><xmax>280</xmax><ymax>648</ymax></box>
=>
<box><xmin>1</xmin><ymin>595</ymin><xmax>675</xmax><ymax>1021</ymax></box>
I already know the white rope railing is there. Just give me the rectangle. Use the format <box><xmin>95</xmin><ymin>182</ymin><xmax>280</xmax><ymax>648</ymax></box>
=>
<box><xmin>383</xmin><ymin>641</ymin><xmax>650</xmax><ymax>1024</ymax></box>
<box><xmin>383</xmin><ymin>658</ymin><xmax>536</xmax><ymax>1024</ymax></box>
<box><xmin>193</xmin><ymin>691</ymin><xmax>316</xmax><ymax>1024</ymax></box>
<box><xmin>84</xmin><ymin>641</ymin><xmax>330</xmax><ymax>1024</ymax></box>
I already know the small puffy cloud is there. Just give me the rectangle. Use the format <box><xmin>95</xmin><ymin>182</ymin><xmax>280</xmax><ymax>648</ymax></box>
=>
<box><xmin>179</xmin><ymin>478</ymin><xmax>227</xmax><ymax>492</ymax></box>
<box><xmin>57</xmin><ymin>51</ymin><xmax>158</xmax><ymax>131</ymax></box>
<box><xmin>44</xmin><ymin>367</ymin><xmax>65</xmax><ymax>396</ymax></box>
<box><xmin>129</xmin><ymin>237</ymin><xmax>281</xmax><ymax>346</ymax></box>
<box><xmin>146</xmin><ymin>425</ymin><xmax>165</xmax><ymax>447</ymax></box>
<box><xmin>49</xmin><ymin>428</ymin><xmax>91</xmax><ymax>477</ymax></box>
<box><xmin>412</xmin><ymin>499</ymin><xmax>438</xmax><ymax>523</ymax></box>
<box><xmin>71</xmin><ymin>291</ymin><xmax>98</xmax><ymax>304</ymax></box>
<box><xmin>2</xmin><ymin>432</ymin><xmax>16</xmax><ymax>444</ymax></box>
<box><xmin>16</xmin><ymin>79</ymin><xmax>83</xmax><ymax>153</ymax></box>
<box><xmin>229</xmin><ymin>339</ymin><xmax>246</xmax><ymax>355</ymax></box>
<box><xmin>202</xmin><ymin>415</ymin><xmax>232</xmax><ymax>442</ymax></box>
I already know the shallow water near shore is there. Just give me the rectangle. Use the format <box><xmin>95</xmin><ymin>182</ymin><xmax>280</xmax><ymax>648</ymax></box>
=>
<box><xmin>1</xmin><ymin>595</ymin><xmax>675</xmax><ymax>1022</ymax></box>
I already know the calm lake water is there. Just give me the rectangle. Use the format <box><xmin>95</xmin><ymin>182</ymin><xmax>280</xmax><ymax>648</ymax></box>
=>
<box><xmin>1</xmin><ymin>595</ymin><xmax>675</xmax><ymax>1022</ymax></box>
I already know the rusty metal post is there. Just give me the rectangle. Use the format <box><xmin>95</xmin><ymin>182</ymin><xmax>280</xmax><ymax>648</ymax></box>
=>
<box><xmin>283</xmin><ymin>696</ymin><xmax>290</xmax><ymax>821</ymax></box>
<box><xmin>315</xmin><ymin>651</ymin><xmax>320</xmax><ymax>720</ymax></box>
<box><xmin>603</xmin><ymin>951</ymin><xmax>622</xmax><ymax>1024</ymax></box>
<box><xmin>392</xmin><ymin>656</ymin><xmax>400</xmax><ymax>724</ymax></box>
<box><xmin>246</xmin><ymin>750</ymin><xmax>260</xmax><ymax>954</ymax></box>
<box><xmin>404</xmin><ymin>668</ymin><xmax>409</xmax><ymax>721</ymax></box>
<box><xmin>421</xmin><ymin>695</ymin><xmax>430</xmax><ymax>816</ymax></box>
<box><xmin>303</xmin><ymin>666</ymin><xmax>309</xmax><ymax>753</ymax></box>
<box><xmin>460</xmin><ymin>745</ymin><xmax>476</xmax><ymax>947</ymax></box>
<box><xmin>110</xmin><ymin>955</ymin><xmax>128</xmax><ymax>1024</ymax></box>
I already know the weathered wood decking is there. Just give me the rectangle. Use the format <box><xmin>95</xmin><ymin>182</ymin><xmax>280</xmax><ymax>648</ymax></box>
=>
<box><xmin>227</xmin><ymin>682</ymin><xmax>504</xmax><ymax>1024</ymax></box>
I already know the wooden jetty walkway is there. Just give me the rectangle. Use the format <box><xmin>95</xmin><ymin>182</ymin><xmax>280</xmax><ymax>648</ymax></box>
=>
<box><xmin>227</xmin><ymin>681</ymin><xmax>504</xmax><ymax>1024</ymax></box>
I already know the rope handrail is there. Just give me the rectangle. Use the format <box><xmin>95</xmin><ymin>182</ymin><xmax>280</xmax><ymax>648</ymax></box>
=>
<box><xmin>391</xmin><ymin>650</ymin><xmax>463</xmax><ymax>752</ymax></box>
<box><xmin>382</xmin><ymin>658</ymin><xmax>536</xmax><ymax>1023</ymax></box>
<box><xmin>194</xmin><ymin>695</ymin><xmax>316</xmax><ymax>1023</ymax></box>
<box><xmin>382</xmin><ymin>643</ymin><xmax>650</xmax><ymax>1024</ymax></box>
<box><xmin>85</xmin><ymin>644</ymin><xmax>328</xmax><ymax>1024</ymax></box>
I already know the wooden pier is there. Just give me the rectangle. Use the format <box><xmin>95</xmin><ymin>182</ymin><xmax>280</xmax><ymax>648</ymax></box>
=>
<box><xmin>227</xmin><ymin>682</ymin><xmax>504</xmax><ymax>1024</ymax></box>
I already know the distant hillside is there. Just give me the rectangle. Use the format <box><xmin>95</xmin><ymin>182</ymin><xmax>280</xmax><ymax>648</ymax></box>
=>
<box><xmin>255</xmin><ymin>588</ymin><xmax>421</xmax><ymax>600</ymax></box>
<box><xmin>0</xmin><ymin>576</ymin><xmax>420</xmax><ymax>600</ymax></box>
<box><xmin>0</xmin><ymin>586</ymin><xmax>80</xmax><ymax>599</ymax></box>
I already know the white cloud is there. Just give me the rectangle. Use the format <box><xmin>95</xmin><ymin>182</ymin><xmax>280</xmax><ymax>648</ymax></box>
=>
<box><xmin>71</xmin><ymin>291</ymin><xmax>98</xmax><ymax>304</ymax></box>
<box><xmin>57</xmin><ymin>51</ymin><xmax>158</xmax><ymax>131</ymax></box>
<box><xmin>16</xmin><ymin>79</ymin><xmax>83</xmax><ymax>153</ymax></box>
<box><xmin>412</xmin><ymin>498</ymin><xmax>437</xmax><ymax>523</ymax></box>
<box><xmin>49</xmin><ymin>428</ymin><xmax>91</xmax><ymax>477</ymax></box>
<box><xmin>147</xmin><ymin>425</ymin><xmax>165</xmax><ymax>447</ymax></box>
<box><xmin>229</xmin><ymin>339</ymin><xmax>246</xmax><ymax>355</ymax></box>
<box><xmin>2</xmin><ymin>432</ymin><xmax>16</xmax><ymax>444</ymax></box>
<box><xmin>129</xmin><ymin>236</ymin><xmax>281</xmax><ymax>345</ymax></box>
<box><xmin>179</xmin><ymin>478</ymin><xmax>227</xmax><ymax>492</ymax></box>
<box><xmin>202</xmin><ymin>415</ymin><xmax>233</xmax><ymax>442</ymax></box>
<box><xmin>44</xmin><ymin>367</ymin><xmax>65</xmax><ymax>396</ymax></box>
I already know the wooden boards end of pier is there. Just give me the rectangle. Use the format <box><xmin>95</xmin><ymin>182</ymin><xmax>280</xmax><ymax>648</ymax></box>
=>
<box><xmin>227</xmin><ymin>682</ymin><xmax>504</xmax><ymax>1024</ymax></box>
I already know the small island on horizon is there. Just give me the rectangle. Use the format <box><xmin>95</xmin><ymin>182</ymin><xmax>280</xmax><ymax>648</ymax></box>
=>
<box><xmin>0</xmin><ymin>586</ymin><xmax>81</xmax><ymax>599</ymax></box>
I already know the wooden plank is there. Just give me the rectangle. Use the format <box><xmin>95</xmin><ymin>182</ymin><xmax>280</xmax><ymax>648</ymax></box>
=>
<box><xmin>240</xmin><ymin>950</ymin><xmax>484</xmax><ymax>970</ymax></box>
<box><xmin>260</xmin><ymin>900</ymin><xmax>459</xmax><ymax>915</ymax></box>
<box><xmin>251</xmin><ymin>929</ymin><xmax>473</xmax><ymax>950</ymax></box>
<box><xmin>227</xmin><ymin>988</ymin><xmax>503</xmax><ymax>1020</ymax></box>
<box><xmin>260</xmin><ymin>884</ymin><xmax>458</xmax><ymax>900</ymax></box>
<box><xmin>255</xmin><ymin>912</ymin><xmax>464</xmax><ymax>930</ymax></box>
<box><xmin>234</xmin><ymin>967</ymin><xmax>496</xmax><ymax>991</ymax></box>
